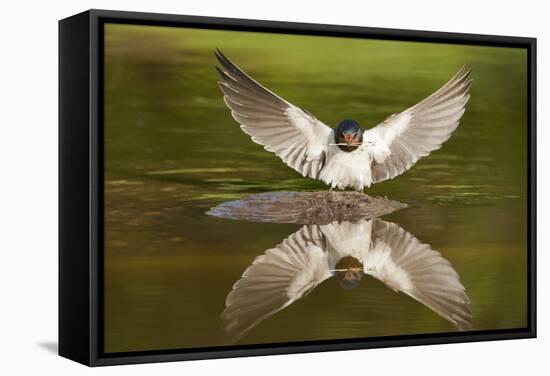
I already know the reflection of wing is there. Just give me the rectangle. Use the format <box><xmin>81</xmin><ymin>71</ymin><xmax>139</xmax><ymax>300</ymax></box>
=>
<box><xmin>216</xmin><ymin>50</ymin><xmax>333</xmax><ymax>179</ymax></box>
<box><xmin>364</xmin><ymin>220</ymin><xmax>472</xmax><ymax>329</ymax></box>
<box><xmin>364</xmin><ymin>67</ymin><xmax>472</xmax><ymax>183</ymax></box>
<box><xmin>222</xmin><ymin>225</ymin><xmax>332</xmax><ymax>341</ymax></box>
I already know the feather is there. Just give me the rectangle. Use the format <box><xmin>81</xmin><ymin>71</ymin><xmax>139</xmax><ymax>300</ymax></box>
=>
<box><xmin>364</xmin><ymin>67</ymin><xmax>472</xmax><ymax>183</ymax></box>
<box><xmin>216</xmin><ymin>50</ymin><xmax>332</xmax><ymax>179</ymax></box>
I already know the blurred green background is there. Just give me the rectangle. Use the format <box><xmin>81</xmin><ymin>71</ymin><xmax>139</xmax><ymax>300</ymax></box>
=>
<box><xmin>103</xmin><ymin>23</ymin><xmax>528</xmax><ymax>353</ymax></box>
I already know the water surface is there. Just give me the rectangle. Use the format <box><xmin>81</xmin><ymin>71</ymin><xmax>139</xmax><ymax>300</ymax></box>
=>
<box><xmin>103</xmin><ymin>24</ymin><xmax>528</xmax><ymax>353</ymax></box>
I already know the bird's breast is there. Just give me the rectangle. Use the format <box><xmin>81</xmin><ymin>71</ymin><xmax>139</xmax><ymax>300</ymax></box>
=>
<box><xmin>318</xmin><ymin>144</ymin><xmax>373</xmax><ymax>190</ymax></box>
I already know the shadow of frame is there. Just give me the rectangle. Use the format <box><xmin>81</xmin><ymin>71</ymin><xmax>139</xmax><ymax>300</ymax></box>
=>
<box><xmin>37</xmin><ymin>341</ymin><xmax>58</xmax><ymax>355</ymax></box>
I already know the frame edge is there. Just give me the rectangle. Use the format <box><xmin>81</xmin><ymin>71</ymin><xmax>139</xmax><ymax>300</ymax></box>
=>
<box><xmin>58</xmin><ymin>10</ymin><xmax>93</xmax><ymax>366</ymax></box>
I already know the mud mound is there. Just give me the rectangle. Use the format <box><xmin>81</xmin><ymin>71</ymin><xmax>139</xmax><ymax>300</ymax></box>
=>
<box><xmin>207</xmin><ymin>191</ymin><xmax>406</xmax><ymax>225</ymax></box>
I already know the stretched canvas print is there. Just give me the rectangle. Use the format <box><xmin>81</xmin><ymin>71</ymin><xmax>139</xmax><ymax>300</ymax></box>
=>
<box><xmin>59</xmin><ymin>9</ymin><xmax>536</xmax><ymax>366</ymax></box>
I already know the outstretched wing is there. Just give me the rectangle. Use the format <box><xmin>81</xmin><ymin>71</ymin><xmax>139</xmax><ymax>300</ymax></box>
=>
<box><xmin>363</xmin><ymin>220</ymin><xmax>473</xmax><ymax>330</ymax></box>
<box><xmin>215</xmin><ymin>50</ymin><xmax>333</xmax><ymax>179</ymax></box>
<box><xmin>221</xmin><ymin>225</ymin><xmax>331</xmax><ymax>342</ymax></box>
<box><xmin>364</xmin><ymin>66</ymin><xmax>472</xmax><ymax>183</ymax></box>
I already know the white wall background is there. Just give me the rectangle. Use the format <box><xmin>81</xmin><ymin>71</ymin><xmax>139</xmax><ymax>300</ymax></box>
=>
<box><xmin>0</xmin><ymin>0</ymin><xmax>546</xmax><ymax>374</ymax></box>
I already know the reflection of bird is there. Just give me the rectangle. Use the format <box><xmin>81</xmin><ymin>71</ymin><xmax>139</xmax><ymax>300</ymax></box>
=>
<box><xmin>221</xmin><ymin>219</ymin><xmax>472</xmax><ymax>342</ymax></box>
<box><xmin>216</xmin><ymin>50</ymin><xmax>472</xmax><ymax>191</ymax></box>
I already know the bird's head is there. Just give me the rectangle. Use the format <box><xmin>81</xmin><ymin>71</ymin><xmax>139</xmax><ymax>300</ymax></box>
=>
<box><xmin>335</xmin><ymin>119</ymin><xmax>363</xmax><ymax>152</ymax></box>
<box><xmin>334</xmin><ymin>256</ymin><xmax>364</xmax><ymax>290</ymax></box>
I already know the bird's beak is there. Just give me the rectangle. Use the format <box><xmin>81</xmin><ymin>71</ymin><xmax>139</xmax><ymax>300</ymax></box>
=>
<box><xmin>344</xmin><ymin>134</ymin><xmax>354</xmax><ymax>143</ymax></box>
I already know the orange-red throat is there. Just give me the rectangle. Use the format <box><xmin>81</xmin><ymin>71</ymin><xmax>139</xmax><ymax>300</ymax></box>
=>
<box><xmin>344</xmin><ymin>133</ymin><xmax>354</xmax><ymax>142</ymax></box>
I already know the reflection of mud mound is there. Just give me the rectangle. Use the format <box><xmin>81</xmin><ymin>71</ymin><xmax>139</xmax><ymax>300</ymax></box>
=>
<box><xmin>206</xmin><ymin>191</ymin><xmax>406</xmax><ymax>225</ymax></box>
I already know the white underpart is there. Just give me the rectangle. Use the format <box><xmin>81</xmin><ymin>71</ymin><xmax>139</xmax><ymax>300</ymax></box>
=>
<box><xmin>320</xmin><ymin>220</ymin><xmax>374</xmax><ymax>271</ymax></box>
<box><xmin>319</xmin><ymin>139</ymin><xmax>374</xmax><ymax>190</ymax></box>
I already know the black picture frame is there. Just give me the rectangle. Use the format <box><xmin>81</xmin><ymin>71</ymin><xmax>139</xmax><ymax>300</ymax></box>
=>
<box><xmin>59</xmin><ymin>8</ymin><xmax>537</xmax><ymax>367</ymax></box>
